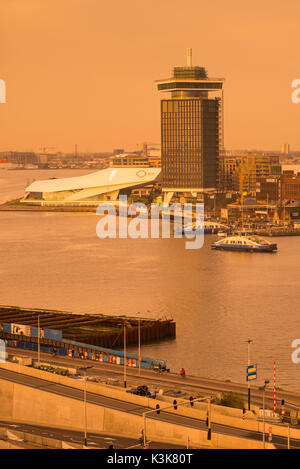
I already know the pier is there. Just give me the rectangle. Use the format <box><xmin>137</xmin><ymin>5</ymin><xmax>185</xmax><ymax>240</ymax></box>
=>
<box><xmin>255</xmin><ymin>228</ymin><xmax>300</xmax><ymax>237</ymax></box>
<box><xmin>0</xmin><ymin>305</ymin><xmax>176</xmax><ymax>349</ymax></box>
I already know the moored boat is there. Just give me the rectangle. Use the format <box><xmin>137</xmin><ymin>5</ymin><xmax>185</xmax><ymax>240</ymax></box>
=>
<box><xmin>211</xmin><ymin>235</ymin><xmax>277</xmax><ymax>252</ymax></box>
<box><xmin>176</xmin><ymin>221</ymin><xmax>230</xmax><ymax>235</ymax></box>
<box><xmin>204</xmin><ymin>221</ymin><xmax>230</xmax><ymax>234</ymax></box>
<box><xmin>217</xmin><ymin>230</ymin><xmax>228</xmax><ymax>237</ymax></box>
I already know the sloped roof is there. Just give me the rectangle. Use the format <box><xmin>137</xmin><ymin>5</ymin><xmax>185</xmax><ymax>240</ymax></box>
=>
<box><xmin>26</xmin><ymin>167</ymin><xmax>161</xmax><ymax>193</ymax></box>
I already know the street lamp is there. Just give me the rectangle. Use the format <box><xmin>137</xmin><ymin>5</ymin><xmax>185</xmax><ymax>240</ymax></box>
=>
<box><xmin>123</xmin><ymin>320</ymin><xmax>132</xmax><ymax>388</ymax></box>
<box><xmin>247</xmin><ymin>339</ymin><xmax>253</xmax><ymax>410</ymax></box>
<box><xmin>207</xmin><ymin>397</ymin><xmax>212</xmax><ymax>440</ymax></box>
<box><xmin>37</xmin><ymin>314</ymin><xmax>40</xmax><ymax>367</ymax></box>
<box><xmin>123</xmin><ymin>323</ymin><xmax>127</xmax><ymax>388</ymax></box>
<box><xmin>259</xmin><ymin>379</ymin><xmax>270</xmax><ymax>449</ymax></box>
<box><xmin>137</xmin><ymin>312</ymin><xmax>141</xmax><ymax>376</ymax></box>
<box><xmin>79</xmin><ymin>365</ymin><xmax>94</xmax><ymax>447</ymax></box>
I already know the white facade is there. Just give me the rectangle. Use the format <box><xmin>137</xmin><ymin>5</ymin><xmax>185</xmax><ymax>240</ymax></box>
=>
<box><xmin>24</xmin><ymin>167</ymin><xmax>161</xmax><ymax>205</ymax></box>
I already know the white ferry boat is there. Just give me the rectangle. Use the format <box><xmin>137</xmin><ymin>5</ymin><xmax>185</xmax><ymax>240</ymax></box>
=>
<box><xmin>176</xmin><ymin>221</ymin><xmax>230</xmax><ymax>235</ymax></box>
<box><xmin>211</xmin><ymin>235</ymin><xmax>277</xmax><ymax>252</ymax></box>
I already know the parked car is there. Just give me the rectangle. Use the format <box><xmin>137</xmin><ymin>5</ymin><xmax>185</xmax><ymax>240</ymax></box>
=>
<box><xmin>126</xmin><ymin>385</ymin><xmax>156</xmax><ymax>398</ymax></box>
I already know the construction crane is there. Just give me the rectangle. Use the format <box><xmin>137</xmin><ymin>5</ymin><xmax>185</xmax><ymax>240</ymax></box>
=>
<box><xmin>39</xmin><ymin>146</ymin><xmax>56</xmax><ymax>154</ymax></box>
<box><xmin>136</xmin><ymin>142</ymin><xmax>161</xmax><ymax>156</ymax></box>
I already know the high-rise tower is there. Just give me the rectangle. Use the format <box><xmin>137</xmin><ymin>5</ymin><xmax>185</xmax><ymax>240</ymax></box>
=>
<box><xmin>156</xmin><ymin>49</ymin><xmax>224</xmax><ymax>203</ymax></box>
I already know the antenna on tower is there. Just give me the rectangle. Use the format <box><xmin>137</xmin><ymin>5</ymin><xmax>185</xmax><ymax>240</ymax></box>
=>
<box><xmin>187</xmin><ymin>48</ymin><xmax>192</xmax><ymax>67</ymax></box>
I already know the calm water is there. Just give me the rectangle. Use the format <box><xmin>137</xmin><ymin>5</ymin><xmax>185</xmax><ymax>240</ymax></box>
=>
<box><xmin>1</xmin><ymin>169</ymin><xmax>300</xmax><ymax>390</ymax></box>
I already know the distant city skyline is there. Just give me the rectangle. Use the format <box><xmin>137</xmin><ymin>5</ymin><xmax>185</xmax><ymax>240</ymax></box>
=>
<box><xmin>1</xmin><ymin>0</ymin><xmax>300</xmax><ymax>152</ymax></box>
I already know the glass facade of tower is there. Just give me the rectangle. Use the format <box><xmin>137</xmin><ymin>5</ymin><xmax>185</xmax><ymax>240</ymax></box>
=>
<box><xmin>161</xmin><ymin>98</ymin><xmax>220</xmax><ymax>189</ymax></box>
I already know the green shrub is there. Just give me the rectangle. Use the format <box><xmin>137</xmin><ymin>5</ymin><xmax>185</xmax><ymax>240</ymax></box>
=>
<box><xmin>214</xmin><ymin>392</ymin><xmax>245</xmax><ymax>409</ymax></box>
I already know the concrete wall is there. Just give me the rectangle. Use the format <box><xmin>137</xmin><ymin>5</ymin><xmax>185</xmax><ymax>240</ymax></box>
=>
<box><xmin>0</xmin><ymin>440</ymin><xmax>23</xmax><ymax>449</ymax></box>
<box><xmin>0</xmin><ymin>361</ymin><xmax>153</xmax><ymax>408</ymax></box>
<box><xmin>0</xmin><ymin>427</ymin><xmax>83</xmax><ymax>449</ymax></box>
<box><xmin>11</xmin><ymin>355</ymin><xmax>32</xmax><ymax>366</ymax></box>
<box><xmin>6</xmin><ymin>428</ymin><xmax>82</xmax><ymax>449</ymax></box>
<box><xmin>0</xmin><ymin>376</ymin><xmax>274</xmax><ymax>449</ymax></box>
<box><xmin>0</xmin><ymin>361</ymin><xmax>284</xmax><ymax>444</ymax></box>
<box><xmin>159</xmin><ymin>394</ymin><xmax>255</xmax><ymax>419</ymax></box>
<box><xmin>0</xmin><ymin>379</ymin><xmax>14</xmax><ymax>419</ymax></box>
<box><xmin>154</xmin><ymin>394</ymin><xmax>294</xmax><ymax>441</ymax></box>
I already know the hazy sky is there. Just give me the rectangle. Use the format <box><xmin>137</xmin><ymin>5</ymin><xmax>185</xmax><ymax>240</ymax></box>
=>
<box><xmin>1</xmin><ymin>0</ymin><xmax>300</xmax><ymax>153</ymax></box>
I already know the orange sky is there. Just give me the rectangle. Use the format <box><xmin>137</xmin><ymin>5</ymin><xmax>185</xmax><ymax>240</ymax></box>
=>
<box><xmin>1</xmin><ymin>0</ymin><xmax>300</xmax><ymax>153</ymax></box>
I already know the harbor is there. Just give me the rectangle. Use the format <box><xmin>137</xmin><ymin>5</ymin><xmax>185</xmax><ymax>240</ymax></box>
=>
<box><xmin>2</xmin><ymin>192</ymin><xmax>300</xmax><ymax>239</ymax></box>
<box><xmin>0</xmin><ymin>305</ymin><xmax>175</xmax><ymax>369</ymax></box>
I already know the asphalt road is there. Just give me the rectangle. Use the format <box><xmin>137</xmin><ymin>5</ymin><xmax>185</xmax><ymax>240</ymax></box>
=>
<box><xmin>0</xmin><ymin>367</ymin><xmax>298</xmax><ymax>449</ymax></box>
<box><xmin>0</xmin><ymin>420</ymin><xmax>183</xmax><ymax>449</ymax></box>
<box><xmin>7</xmin><ymin>347</ymin><xmax>300</xmax><ymax>411</ymax></box>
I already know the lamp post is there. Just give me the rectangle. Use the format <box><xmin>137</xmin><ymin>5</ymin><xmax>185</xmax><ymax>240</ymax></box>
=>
<box><xmin>123</xmin><ymin>320</ymin><xmax>132</xmax><ymax>388</ymax></box>
<box><xmin>79</xmin><ymin>365</ymin><xmax>93</xmax><ymax>447</ymax></box>
<box><xmin>137</xmin><ymin>312</ymin><xmax>141</xmax><ymax>376</ymax></box>
<box><xmin>247</xmin><ymin>339</ymin><xmax>253</xmax><ymax>410</ymax></box>
<box><xmin>124</xmin><ymin>323</ymin><xmax>127</xmax><ymax>388</ymax></box>
<box><xmin>259</xmin><ymin>379</ymin><xmax>270</xmax><ymax>449</ymax></box>
<box><xmin>207</xmin><ymin>397</ymin><xmax>212</xmax><ymax>440</ymax></box>
<box><xmin>37</xmin><ymin>314</ymin><xmax>40</xmax><ymax>367</ymax></box>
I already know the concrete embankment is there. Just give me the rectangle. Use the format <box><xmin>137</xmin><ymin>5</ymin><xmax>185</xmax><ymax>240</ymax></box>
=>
<box><xmin>0</xmin><ymin>377</ymin><xmax>274</xmax><ymax>449</ymax></box>
<box><xmin>0</xmin><ymin>362</ymin><xmax>276</xmax><ymax>449</ymax></box>
<box><xmin>256</xmin><ymin>229</ymin><xmax>300</xmax><ymax>237</ymax></box>
<box><xmin>0</xmin><ymin>198</ymin><xmax>98</xmax><ymax>212</ymax></box>
<box><xmin>0</xmin><ymin>361</ymin><xmax>295</xmax><ymax>440</ymax></box>
<box><xmin>0</xmin><ymin>426</ymin><xmax>83</xmax><ymax>449</ymax></box>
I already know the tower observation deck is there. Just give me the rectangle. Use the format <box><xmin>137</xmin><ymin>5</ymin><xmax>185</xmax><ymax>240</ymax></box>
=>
<box><xmin>156</xmin><ymin>49</ymin><xmax>225</xmax><ymax>202</ymax></box>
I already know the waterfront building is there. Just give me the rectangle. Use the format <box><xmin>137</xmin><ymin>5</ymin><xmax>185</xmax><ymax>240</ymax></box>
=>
<box><xmin>256</xmin><ymin>171</ymin><xmax>300</xmax><ymax>204</ymax></box>
<box><xmin>240</xmin><ymin>154</ymin><xmax>280</xmax><ymax>196</ymax></box>
<box><xmin>218</xmin><ymin>154</ymin><xmax>240</xmax><ymax>191</ymax></box>
<box><xmin>219</xmin><ymin>153</ymin><xmax>280</xmax><ymax>196</ymax></box>
<box><xmin>0</xmin><ymin>151</ymin><xmax>37</xmax><ymax>166</ymax></box>
<box><xmin>23</xmin><ymin>167</ymin><xmax>161</xmax><ymax>205</ymax></box>
<box><xmin>281</xmin><ymin>173</ymin><xmax>300</xmax><ymax>201</ymax></box>
<box><xmin>110</xmin><ymin>152</ymin><xmax>161</xmax><ymax>168</ymax></box>
<box><xmin>147</xmin><ymin>150</ymin><xmax>161</xmax><ymax>168</ymax></box>
<box><xmin>110</xmin><ymin>153</ymin><xmax>150</xmax><ymax>168</ymax></box>
<box><xmin>156</xmin><ymin>49</ymin><xmax>224</xmax><ymax>203</ymax></box>
<box><xmin>256</xmin><ymin>177</ymin><xmax>280</xmax><ymax>203</ymax></box>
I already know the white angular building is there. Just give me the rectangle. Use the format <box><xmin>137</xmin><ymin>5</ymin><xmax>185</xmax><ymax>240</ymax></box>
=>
<box><xmin>23</xmin><ymin>167</ymin><xmax>161</xmax><ymax>206</ymax></box>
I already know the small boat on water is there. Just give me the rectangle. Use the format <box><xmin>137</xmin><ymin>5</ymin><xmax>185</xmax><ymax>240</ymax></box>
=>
<box><xmin>211</xmin><ymin>235</ymin><xmax>277</xmax><ymax>252</ymax></box>
<box><xmin>204</xmin><ymin>221</ymin><xmax>230</xmax><ymax>234</ymax></box>
<box><xmin>176</xmin><ymin>221</ymin><xmax>230</xmax><ymax>235</ymax></box>
<box><xmin>232</xmin><ymin>229</ymin><xmax>255</xmax><ymax>236</ymax></box>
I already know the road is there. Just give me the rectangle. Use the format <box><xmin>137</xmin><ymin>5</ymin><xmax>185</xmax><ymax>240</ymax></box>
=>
<box><xmin>0</xmin><ymin>366</ymin><xmax>298</xmax><ymax>449</ymax></box>
<box><xmin>0</xmin><ymin>420</ymin><xmax>183</xmax><ymax>449</ymax></box>
<box><xmin>7</xmin><ymin>346</ymin><xmax>300</xmax><ymax>411</ymax></box>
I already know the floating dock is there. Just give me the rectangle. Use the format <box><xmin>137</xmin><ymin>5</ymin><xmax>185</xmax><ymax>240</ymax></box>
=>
<box><xmin>0</xmin><ymin>305</ymin><xmax>176</xmax><ymax>348</ymax></box>
<box><xmin>255</xmin><ymin>229</ymin><xmax>300</xmax><ymax>237</ymax></box>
